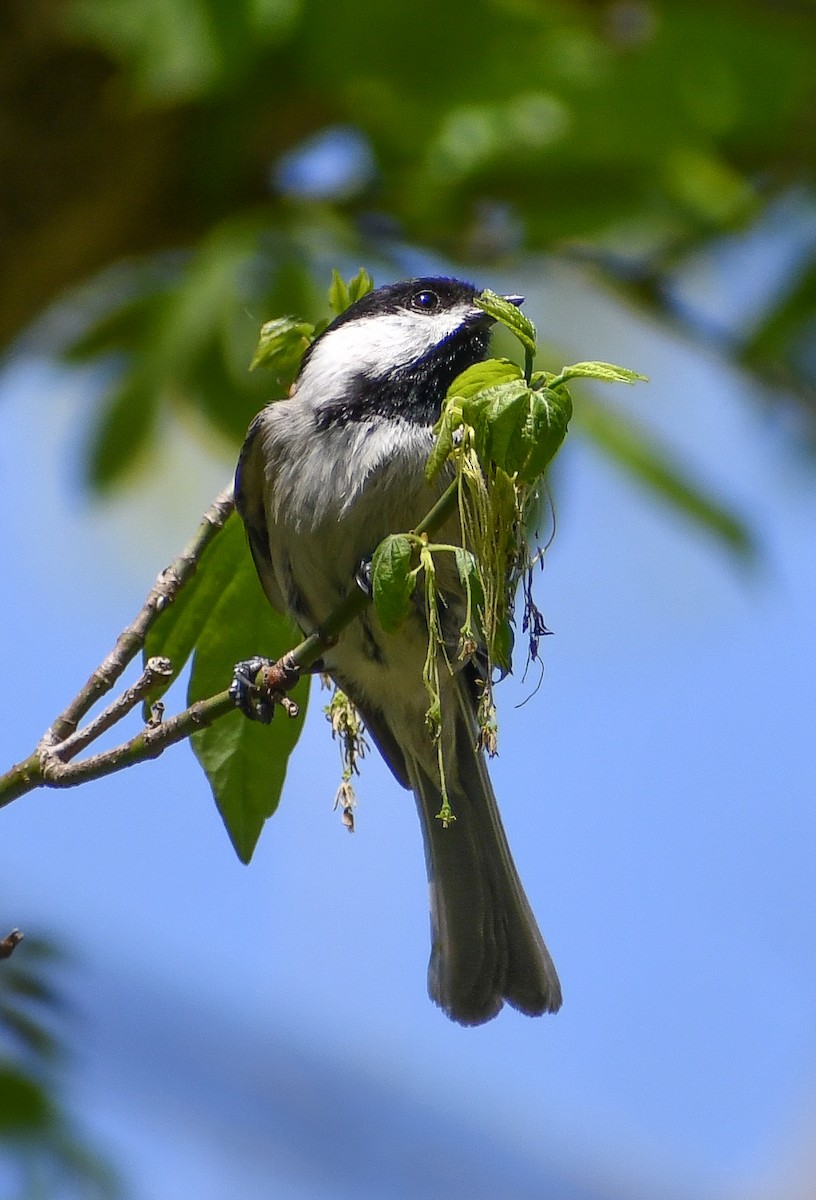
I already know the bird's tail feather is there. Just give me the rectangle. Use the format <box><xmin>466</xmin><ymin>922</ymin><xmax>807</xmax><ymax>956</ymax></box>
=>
<box><xmin>406</xmin><ymin>676</ymin><xmax>562</xmax><ymax>1025</ymax></box>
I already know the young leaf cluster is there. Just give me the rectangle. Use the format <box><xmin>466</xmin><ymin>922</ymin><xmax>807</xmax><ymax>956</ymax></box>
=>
<box><xmin>250</xmin><ymin>267</ymin><xmax>374</xmax><ymax>377</ymax></box>
<box><xmin>373</xmin><ymin>289</ymin><xmax>647</xmax><ymax>799</ymax></box>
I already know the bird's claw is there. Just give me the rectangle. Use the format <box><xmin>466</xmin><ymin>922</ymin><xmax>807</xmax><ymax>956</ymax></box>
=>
<box><xmin>230</xmin><ymin>655</ymin><xmax>301</xmax><ymax>723</ymax></box>
<box><xmin>355</xmin><ymin>557</ymin><xmax>373</xmax><ymax>596</ymax></box>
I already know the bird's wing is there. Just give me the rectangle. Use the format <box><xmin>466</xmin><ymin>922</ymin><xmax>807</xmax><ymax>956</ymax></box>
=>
<box><xmin>234</xmin><ymin>413</ymin><xmax>287</xmax><ymax>614</ymax></box>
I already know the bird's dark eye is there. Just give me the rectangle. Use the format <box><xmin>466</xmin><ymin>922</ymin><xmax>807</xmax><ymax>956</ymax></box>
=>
<box><xmin>412</xmin><ymin>289</ymin><xmax>439</xmax><ymax>312</ymax></box>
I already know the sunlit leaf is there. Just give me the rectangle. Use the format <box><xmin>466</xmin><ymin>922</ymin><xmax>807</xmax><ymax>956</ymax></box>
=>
<box><xmin>327</xmin><ymin>268</ymin><xmax>351</xmax><ymax>315</ymax></box>
<box><xmin>346</xmin><ymin>266</ymin><xmax>374</xmax><ymax>305</ymax></box>
<box><xmin>447</xmin><ymin>358</ymin><xmax>523</xmax><ymax>401</ymax></box>
<box><xmin>476</xmin><ymin>290</ymin><xmax>537</xmax><ymax>356</ymax></box>
<box><xmin>372</xmin><ymin>533</ymin><xmax>417</xmax><ymax>632</ymax></box>
<box><xmin>516</xmin><ymin>386</ymin><xmax>573</xmax><ymax>482</ymax></box>
<box><xmin>250</xmin><ymin>314</ymin><xmax>315</xmax><ymax>374</ymax></box>
<box><xmin>546</xmin><ymin>362</ymin><xmax>648</xmax><ymax>387</ymax></box>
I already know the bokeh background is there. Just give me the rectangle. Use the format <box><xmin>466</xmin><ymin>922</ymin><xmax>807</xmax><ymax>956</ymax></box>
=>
<box><xmin>1</xmin><ymin>1</ymin><xmax>816</xmax><ymax>1196</ymax></box>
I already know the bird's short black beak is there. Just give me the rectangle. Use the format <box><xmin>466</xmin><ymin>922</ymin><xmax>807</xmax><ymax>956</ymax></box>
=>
<box><xmin>503</xmin><ymin>294</ymin><xmax>525</xmax><ymax>307</ymax></box>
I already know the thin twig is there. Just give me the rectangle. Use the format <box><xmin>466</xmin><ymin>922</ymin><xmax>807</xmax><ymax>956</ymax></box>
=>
<box><xmin>38</xmin><ymin>689</ymin><xmax>238</xmax><ymax>789</ymax></box>
<box><xmin>41</xmin><ymin>486</ymin><xmax>235</xmax><ymax>748</ymax></box>
<box><xmin>54</xmin><ymin>656</ymin><xmax>174</xmax><ymax>763</ymax></box>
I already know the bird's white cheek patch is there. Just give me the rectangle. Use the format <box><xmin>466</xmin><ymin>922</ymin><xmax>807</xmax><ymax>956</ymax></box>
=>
<box><xmin>297</xmin><ymin>304</ymin><xmax>478</xmax><ymax>403</ymax></box>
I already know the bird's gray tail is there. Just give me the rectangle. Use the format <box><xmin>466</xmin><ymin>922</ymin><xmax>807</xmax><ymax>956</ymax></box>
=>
<box><xmin>405</xmin><ymin>677</ymin><xmax>562</xmax><ymax>1026</ymax></box>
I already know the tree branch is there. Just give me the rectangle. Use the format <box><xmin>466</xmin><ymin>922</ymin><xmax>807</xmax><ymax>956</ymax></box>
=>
<box><xmin>54</xmin><ymin>656</ymin><xmax>174</xmax><ymax>764</ymax></box>
<box><xmin>38</xmin><ymin>689</ymin><xmax>238</xmax><ymax>789</ymax></box>
<box><xmin>0</xmin><ymin>476</ymin><xmax>460</xmax><ymax>810</ymax></box>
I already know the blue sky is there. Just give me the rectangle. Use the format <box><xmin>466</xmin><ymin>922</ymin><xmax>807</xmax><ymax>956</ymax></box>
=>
<box><xmin>1</xmin><ymin>238</ymin><xmax>815</xmax><ymax>1197</ymax></box>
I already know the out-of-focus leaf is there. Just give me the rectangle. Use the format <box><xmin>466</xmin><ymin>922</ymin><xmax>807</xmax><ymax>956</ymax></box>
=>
<box><xmin>188</xmin><ymin>547</ymin><xmax>308</xmax><ymax>863</ymax></box>
<box><xmin>5</xmin><ymin>937</ymin><xmax>63</xmax><ymax>963</ymax></box>
<box><xmin>63</xmin><ymin>290</ymin><xmax>164</xmax><ymax>362</ymax></box>
<box><xmin>0</xmin><ymin>936</ymin><xmax>119</xmax><ymax>1192</ymax></box>
<box><xmin>0</xmin><ymin>969</ymin><xmax>61</xmax><ymax>1009</ymax></box>
<box><xmin>578</xmin><ymin>398</ymin><xmax>754</xmax><ymax>558</ymax></box>
<box><xmin>0</xmin><ymin>1003</ymin><xmax>60</xmax><ymax>1060</ymax></box>
<box><xmin>153</xmin><ymin>219</ymin><xmax>263</xmax><ymax>373</ymax></box>
<box><xmin>184</xmin><ymin>335</ymin><xmax>271</xmax><ymax>443</ymax></box>
<box><xmin>86</xmin><ymin>371</ymin><xmax>160</xmax><ymax>490</ymax></box>
<box><xmin>68</xmin><ymin>0</ymin><xmax>301</xmax><ymax>103</ymax></box>
<box><xmin>663</xmin><ymin>146</ymin><xmax>754</xmax><ymax>226</ymax></box>
<box><xmin>742</xmin><ymin>259</ymin><xmax>816</xmax><ymax>395</ymax></box>
<box><xmin>0</xmin><ymin>1068</ymin><xmax>51</xmax><ymax>1133</ymax></box>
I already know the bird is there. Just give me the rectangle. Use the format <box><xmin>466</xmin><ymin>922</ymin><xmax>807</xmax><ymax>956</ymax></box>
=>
<box><xmin>233</xmin><ymin>276</ymin><xmax>562</xmax><ymax>1025</ymax></box>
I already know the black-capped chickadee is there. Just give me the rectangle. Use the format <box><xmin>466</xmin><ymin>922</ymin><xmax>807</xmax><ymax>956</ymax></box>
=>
<box><xmin>235</xmin><ymin>277</ymin><xmax>562</xmax><ymax>1025</ymax></box>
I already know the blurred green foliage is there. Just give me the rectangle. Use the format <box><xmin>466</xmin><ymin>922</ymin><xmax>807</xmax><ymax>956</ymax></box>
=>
<box><xmin>2</xmin><ymin>0</ymin><xmax>814</xmax><ymax>539</ymax></box>
<box><xmin>0</xmin><ymin>935</ymin><xmax>119</xmax><ymax>1198</ymax></box>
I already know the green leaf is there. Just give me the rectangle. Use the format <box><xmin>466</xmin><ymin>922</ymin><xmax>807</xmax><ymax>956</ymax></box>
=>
<box><xmin>454</xmin><ymin>546</ymin><xmax>485</xmax><ymax>625</ymax></box>
<box><xmin>250</xmin><ymin>314</ymin><xmax>315</xmax><ymax>373</ymax></box>
<box><xmin>578</xmin><ymin>399</ymin><xmax>754</xmax><ymax>559</ymax></box>
<box><xmin>482</xmin><ymin>383</ymin><xmax>534</xmax><ymax>472</ymax></box>
<box><xmin>475</xmin><ymin>289</ymin><xmax>537</xmax><ymax>356</ymax></box>
<box><xmin>425</xmin><ymin>410</ymin><xmax>457</xmax><ymax>481</ymax></box>
<box><xmin>454</xmin><ymin>546</ymin><xmax>480</xmax><ymax>593</ymax></box>
<box><xmin>188</xmin><ymin>551</ymin><xmax>308</xmax><ymax>863</ymax></box>
<box><xmin>327</xmin><ymin>268</ymin><xmax>350</xmax><ymax>315</ymax></box>
<box><xmin>515</xmin><ymin>386</ymin><xmax>573</xmax><ymax>482</ymax></box>
<box><xmin>371</xmin><ymin>533</ymin><xmax>417</xmax><ymax>632</ymax></box>
<box><xmin>347</xmin><ymin>266</ymin><xmax>375</xmax><ymax>305</ymax></box>
<box><xmin>459</xmin><ymin>380</ymin><xmax>527</xmax><ymax>467</ymax></box>
<box><xmin>142</xmin><ymin>510</ymin><xmax>248</xmax><ymax>713</ymax></box>
<box><xmin>447</xmin><ymin>358</ymin><xmax>523</xmax><ymax>401</ymax></box>
<box><xmin>547</xmin><ymin>361</ymin><xmax>648</xmax><ymax>387</ymax></box>
<box><xmin>328</xmin><ymin>267</ymin><xmax>374</xmax><ymax>315</ymax></box>
<box><xmin>491</xmin><ymin>614</ymin><xmax>514</xmax><ymax>676</ymax></box>
<box><xmin>453</xmin><ymin>377</ymin><xmax>572</xmax><ymax>483</ymax></box>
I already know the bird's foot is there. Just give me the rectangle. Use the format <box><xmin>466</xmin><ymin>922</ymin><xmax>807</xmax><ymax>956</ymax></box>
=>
<box><xmin>229</xmin><ymin>654</ymin><xmax>302</xmax><ymax>723</ymax></box>
<box><xmin>355</xmin><ymin>557</ymin><xmax>373</xmax><ymax>596</ymax></box>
